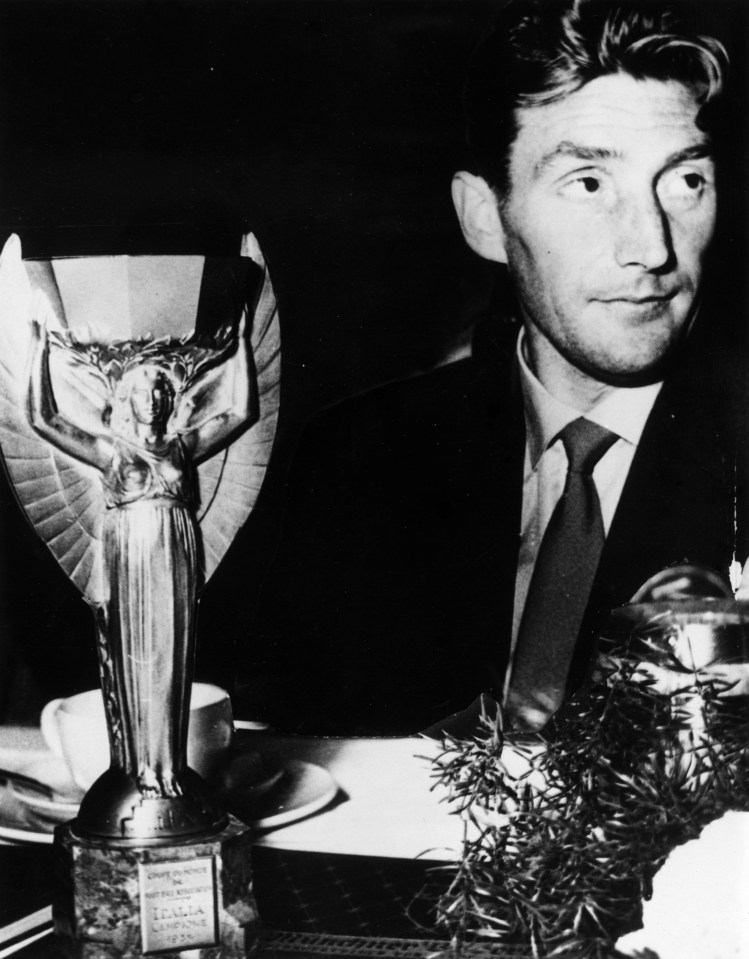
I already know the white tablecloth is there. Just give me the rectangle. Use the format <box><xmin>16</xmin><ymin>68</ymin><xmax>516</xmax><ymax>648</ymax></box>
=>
<box><xmin>0</xmin><ymin>726</ymin><xmax>464</xmax><ymax>860</ymax></box>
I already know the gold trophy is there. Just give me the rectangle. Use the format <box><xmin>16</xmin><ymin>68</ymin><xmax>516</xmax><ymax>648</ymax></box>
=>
<box><xmin>0</xmin><ymin>234</ymin><xmax>280</xmax><ymax>957</ymax></box>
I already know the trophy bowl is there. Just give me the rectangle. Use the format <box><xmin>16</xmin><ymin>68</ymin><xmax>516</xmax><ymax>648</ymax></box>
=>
<box><xmin>604</xmin><ymin>598</ymin><xmax>749</xmax><ymax>673</ymax></box>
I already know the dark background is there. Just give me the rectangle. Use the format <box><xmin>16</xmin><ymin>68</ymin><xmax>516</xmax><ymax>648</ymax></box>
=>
<box><xmin>0</xmin><ymin>0</ymin><xmax>746</xmax><ymax>718</ymax></box>
<box><xmin>0</xmin><ymin>0</ymin><xmax>745</xmax><ymax>438</ymax></box>
<box><xmin>0</xmin><ymin>0</ymin><xmax>500</xmax><ymax>716</ymax></box>
<box><xmin>0</xmin><ymin>0</ymin><xmax>501</xmax><ymax>421</ymax></box>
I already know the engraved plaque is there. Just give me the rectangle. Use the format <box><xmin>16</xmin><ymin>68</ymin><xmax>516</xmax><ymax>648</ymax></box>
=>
<box><xmin>139</xmin><ymin>858</ymin><xmax>219</xmax><ymax>954</ymax></box>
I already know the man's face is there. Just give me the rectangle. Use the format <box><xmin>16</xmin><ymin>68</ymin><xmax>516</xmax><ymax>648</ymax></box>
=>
<box><xmin>499</xmin><ymin>73</ymin><xmax>716</xmax><ymax>389</ymax></box>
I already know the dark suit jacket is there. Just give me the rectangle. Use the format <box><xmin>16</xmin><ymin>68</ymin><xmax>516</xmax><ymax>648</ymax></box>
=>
<box><xmin>237</xmin><ymin>310</ymin><xmax>748</xmax><ymax>736</ymax></box>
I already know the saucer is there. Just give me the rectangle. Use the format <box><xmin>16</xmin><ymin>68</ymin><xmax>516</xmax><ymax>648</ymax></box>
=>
<box><xmin>7</xmin><ymin>756</ymin><xmax>84</xmax><ymax>825</ymax></box>
<box><xmin>0</xmin><ymin>757</ymin><xmax>337</xmax><ymax>844</ymax></box>
<box><xmin>226</xmin><ymin>760</ymin><xmax>338</xmax><ymax>830</ymax></box>
<box><xmin>0</xmin><ymin>782</ymin><xmax>54</xmax><ymax>845</ymax></box>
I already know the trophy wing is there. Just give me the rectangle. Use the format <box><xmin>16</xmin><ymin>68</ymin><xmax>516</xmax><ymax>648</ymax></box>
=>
<box><xmin>0</xmin><ymin>235</ymin><xmax>107</xmax><ymax>605</ymax></box>
<box><xmin>195</xmin><ymin>235</ymin><xmax>281</xmax><ymax>583</ymax></box>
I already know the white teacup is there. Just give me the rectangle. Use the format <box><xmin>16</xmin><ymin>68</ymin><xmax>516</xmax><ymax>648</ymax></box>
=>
<box><xmin>40</xmin><ymin>682</ymin><xmax>234</xmax><ymax>792</ymax></box>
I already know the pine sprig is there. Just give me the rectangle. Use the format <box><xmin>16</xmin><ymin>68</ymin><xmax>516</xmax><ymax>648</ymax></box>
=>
<box><xmin>431</xmin><ymin>650</ymin><xmax>749</xmax><ymax>958</ymax></box>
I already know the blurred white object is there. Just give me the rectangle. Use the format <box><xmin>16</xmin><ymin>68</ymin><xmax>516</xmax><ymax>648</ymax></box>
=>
<box><xmin>737</xmin><ymin>559</ymin><xmax>749</xmax><ymax>600</ymax></box>
<box><xmin>617</xmin><ymin>810</ymin><xmax>749</xmax><ymax>959</ymax></box>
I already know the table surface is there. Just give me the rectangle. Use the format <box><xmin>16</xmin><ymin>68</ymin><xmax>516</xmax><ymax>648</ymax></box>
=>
<box><xmin>0</xmin><ymin>725</ymin><xmax>463</xmax><ymax>859</ymax></box>
<box><xmin>0</xmin><ymin>724</ymin><xmax>470</xmax><ymax>959</ymax></box>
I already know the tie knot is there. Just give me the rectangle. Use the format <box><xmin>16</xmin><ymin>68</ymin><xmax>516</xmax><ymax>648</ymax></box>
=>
<box><xmin>560</xmin><ymin>417</ymin><xmax>618</xmax><ymax>474</ymax></box>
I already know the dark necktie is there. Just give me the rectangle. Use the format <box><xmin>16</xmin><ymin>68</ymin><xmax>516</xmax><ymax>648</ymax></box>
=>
<box><xmin>506</xmin><ymin>417</ymin><xmax>619</xmax><ymax>730</ymax></box>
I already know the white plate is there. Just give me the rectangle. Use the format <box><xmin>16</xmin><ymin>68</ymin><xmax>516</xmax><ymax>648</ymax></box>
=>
<box><xmin>8</xmin><ymin>756</ymin><xmax>84</xmax><ymax>824</ymax></box>
<box><xmin>244</xmin><ymin>760</ymin><xmax>338</xmax><ymax>830</ymax></box>
<box><xmin>0</xmin><ymin>758</ymin><xmax>338</xmax><ymax>844</ymax></box>
<box><xmin>0</xmin><ymin>783</ymin><xmax>55</xmax><ymax>845</ymax></box>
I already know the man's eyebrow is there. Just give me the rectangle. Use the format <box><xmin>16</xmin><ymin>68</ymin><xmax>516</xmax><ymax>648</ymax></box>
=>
<box><xmin>533</xmin><ymin>141</ymin><xmax>620</xmax><ymax>178</ymax></box>
<box><xmin>664</xmin><ymin>143</ymin><xmax>714</xmax><ymax>167</ymax></box>
<box><xmin>533</xmin><ymin>139</ymin><xmax>714</xmax><ymax>180</ymax></box>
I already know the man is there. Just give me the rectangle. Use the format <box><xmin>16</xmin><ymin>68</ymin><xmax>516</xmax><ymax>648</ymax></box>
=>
<box><xmin>238</xmin><ymin>0</ymin><xmax>747</xmax><ymax>735</ymax></box>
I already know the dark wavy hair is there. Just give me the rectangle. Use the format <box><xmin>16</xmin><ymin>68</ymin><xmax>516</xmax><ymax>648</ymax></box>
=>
<box><xmin>466</xmin><ymin>0</ymin><xmax>729</xmax><ymax>194</ymax></box>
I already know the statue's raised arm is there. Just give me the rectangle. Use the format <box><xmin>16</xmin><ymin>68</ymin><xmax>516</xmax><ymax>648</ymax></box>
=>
<box><xmin>26</xmin><ymin>310</ymin><xmax>114</xmax><ymax>472</ymax></box>
<box><xmin>174</xmin><ymin>312</ymin><xmax>255</xmax><ymax>463</ymax></box>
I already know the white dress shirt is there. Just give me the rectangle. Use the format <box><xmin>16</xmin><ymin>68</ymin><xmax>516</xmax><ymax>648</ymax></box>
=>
<box><xmin>505</xmin><ymin>333</ymin><xmax>663</xmax><ymax>693</ymax></box>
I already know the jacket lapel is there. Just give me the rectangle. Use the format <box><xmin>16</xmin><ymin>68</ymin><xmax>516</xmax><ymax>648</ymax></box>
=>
<box><xmin>570</xmin><ymin>333</ymin><xmax>743</xmax><ymax>685</ymax></box>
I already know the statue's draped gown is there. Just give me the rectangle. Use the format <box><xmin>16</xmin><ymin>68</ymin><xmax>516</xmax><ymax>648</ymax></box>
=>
<box><xmin>100</xmin><ymin>433</ymin><xmax>198</xmax><ymax>795</ymax></box>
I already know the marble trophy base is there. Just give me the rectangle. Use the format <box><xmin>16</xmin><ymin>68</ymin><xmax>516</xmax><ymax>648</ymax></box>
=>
<box><xmin>53</xmin><ymin>816</ymin><xmax>258</xmax><ymax>959</ymax></box>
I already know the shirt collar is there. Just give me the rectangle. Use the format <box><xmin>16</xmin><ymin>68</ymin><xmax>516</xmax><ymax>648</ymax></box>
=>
<box><xmin>517</xmin><ymin>329</ymin><xmax>663</xmax><ymax>469</ymax></box>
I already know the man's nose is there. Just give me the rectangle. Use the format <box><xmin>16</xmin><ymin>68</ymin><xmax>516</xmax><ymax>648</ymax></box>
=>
<box><xmin>614</xmin><ymin>192</ymin><xmax>672</xmax><ymax>272</ymax></box>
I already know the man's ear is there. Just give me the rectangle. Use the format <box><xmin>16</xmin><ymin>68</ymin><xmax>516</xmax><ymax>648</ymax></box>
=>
<box><xmin>451</xmin><ymin>171</ymin><xmax>508</xmax><ymax>264</ymax></box>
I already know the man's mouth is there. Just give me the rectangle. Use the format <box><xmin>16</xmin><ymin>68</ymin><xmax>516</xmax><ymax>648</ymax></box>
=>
<box><xmin>600</xmin><ymin>290</ymin><xmax>678</xmax><ymax>305</ymax></box>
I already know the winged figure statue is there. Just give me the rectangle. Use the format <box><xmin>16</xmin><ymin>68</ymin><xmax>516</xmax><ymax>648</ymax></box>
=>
<box><xmin>0</xmin><ymin>234</ymin><xmax>280</xmax><ymax>840</ymax></box>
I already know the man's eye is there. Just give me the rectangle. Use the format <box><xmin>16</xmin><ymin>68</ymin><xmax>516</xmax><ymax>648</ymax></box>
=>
<box><xmin>579</xmin><ymin>177</ymin><xmax>600</xmax><ymax>193</ymax></box>
<box><xmin>672</xmin><ymin>170</ymin><xmax>705</xmax><ymax>193</ymax></box>
<box><xmin>659</xmin><ymin>165</ymin><xmax>711</xmax><ymax>205</ymax></box>
<box><xmin>562</xmin><ymin>175</ymin><xmax>603</xmax><ymax>197</ymax></box>
<box><xmin>683</xmin><ymin>172</ymin><xmax>704</xmax><ymax>190</ymax></box>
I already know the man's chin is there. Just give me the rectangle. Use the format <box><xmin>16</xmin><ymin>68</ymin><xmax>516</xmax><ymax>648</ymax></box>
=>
<box><xmin>589</xmin><ymin>365</ymin><xmax>668</xmax><ymax>389</ymax></box>
<box><xmin>573</xmin><ymin>341</ymin><xmax>688</xmax><ymax>388</ymax></box>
